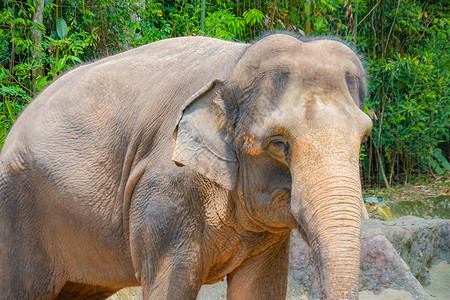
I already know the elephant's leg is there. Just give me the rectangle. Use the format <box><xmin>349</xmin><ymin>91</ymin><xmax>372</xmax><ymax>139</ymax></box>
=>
<box><xmin>138</xmin><ymin>253</ymin><xmax>203</xmax><ymax>300</ymax></box>
<box><xmin>132</xmin><ymin>233</ymin><xmax>204</xmax><ymax>300</ymax></box>
<box><xmin>226</xmin><ymin>232</ymin><xmax>290</xmax><ymax>300</ymax></box>
<box><xmin>56</xmin><ymin>282</ymin><xmax>118</xmax><ymax>300</ymax></box>
<box><xmin>0</xmin><ymin>172</ymin><xmax>63</xmax><ymax>299</ymax></box>
<box><xmin>129</xmin><ymin>195</ymin><xmax>205</xmax><ymax>299</ymax></box>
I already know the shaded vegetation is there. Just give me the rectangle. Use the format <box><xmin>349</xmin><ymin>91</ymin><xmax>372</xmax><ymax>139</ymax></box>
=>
<box><xmin>1</xmin><ymin>0</ymin><xmax>449</xmax><ymax>187</ymax></box>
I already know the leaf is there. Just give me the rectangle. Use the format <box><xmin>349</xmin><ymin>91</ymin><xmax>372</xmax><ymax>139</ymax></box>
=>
<box><xmin>433</xmin><ymin>149</ymin><xmax>450</xmax><ymax>171</ymax></box>
<box><xmin>56</xmin><ymin>55</ymin><xmax>69</xmax><ymax>72</ymax></box>
<box><xmin>4</xmin><ymin>97</ymin><xmax>15</xmax><ymax>124</ymax></box>
<box><xmin>36</xmin><ymin>76</ymin><xmax>51</xmax><ymax>92</ymax></box>
<box><xmin>56</xmin><ymin>18</ymin><xmax>68</xmax><ymax>39</ymax></box>
<box><xmin>69</xmin><ymin>56</ymin><xmax>82</xmax><ymax>64</ymax></box>
<box><xmin>15</xmin><ymin>18</ymin><xmax>26</xmax><ymax>25</ymax></box>
<box><xmin>430</xmin><ymin>158</ymin><xmax>443</xmax><ymax>175</ymax></box>
<box><xmin>243</xmin><ymin>9</ymin><xmax>265</xmax><ymax>26</ymax></box>
<box><xmin>45</xmin><ymin>0</ymin><xmax>54</xmax><ymax>4</ymax></box>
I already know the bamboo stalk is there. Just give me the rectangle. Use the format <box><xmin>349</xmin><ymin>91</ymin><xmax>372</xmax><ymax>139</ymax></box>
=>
<box><xmin>201</xmin><ymin>0</ymin><xmax>205</xmax><ymax>33</ymax></box>
<box><xmin>372</xmin><ymin>136</ymin><xmax>390</xmax><ymax>188</ymax></box>
<box><xmin>31</xmin><ymin>0</ymin><xmax>45</xmax><ymax>93</ymax></box>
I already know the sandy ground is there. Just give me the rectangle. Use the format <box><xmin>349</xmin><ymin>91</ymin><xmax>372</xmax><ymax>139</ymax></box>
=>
<box><xmin>423</xmin><ymin>261</ymin><xmax>450</xmax><ymax>300</ymax></box>
<box><xmin>109</xmin><ymin>261</ymin><xmax>449</xmax><ymax>299</ymax></box>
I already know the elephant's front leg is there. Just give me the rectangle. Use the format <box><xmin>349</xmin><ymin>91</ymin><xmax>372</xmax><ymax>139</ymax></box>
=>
<box><xmin>131</xmin><ymin>225</ymin><xmax>205</xmax><ymax>300</ymax></box>
<box><xmin>227</xmin><ymin>232</ymin><xmax>291</xmax><ymax>300</ymax></box>
<box><xmin>140</xmin><ymin>250</ymin><xmax>203</xmax><ymax>300</ymax></box>
<box><xmin>129</xmin><ymin>197</ymin><xmax>205</xmax><ymax>299</ymax></box>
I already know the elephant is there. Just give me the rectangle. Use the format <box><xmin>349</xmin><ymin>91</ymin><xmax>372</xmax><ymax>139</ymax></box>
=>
<box><xmin>0</xmin><ymin>33</ymin><xmax>372</xmax><ymax>299</ymax></box>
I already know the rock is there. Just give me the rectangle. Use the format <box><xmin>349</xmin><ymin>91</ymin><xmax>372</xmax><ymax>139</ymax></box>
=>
<box><xmin>359</xmin><ymin>234</ymin><xmax>429</xmax><ymax>299</ymax></box>
<box><xmin>287</xmin><ymin>231</ymin><xmax>429</xmax><ymax>299</ymax></box>
<box><xmin>364</xmin><ymin>196</ymin><xmax>384</xmax><ymax>204</ymax></box>
<box><xmin>197</xmin><ymin>281</ymin><xmax>226</xmax><ymax>300</ymax></box>
<box><xmin>363</xmin><ymin>216</ymin><xmax>449</xmax><ymax>285</ymax></box>
<box><xmin>286</xmin><ymin>216</ymin><xmax>449</xmax><ymax>299</ymax></box>
<box><xmin>287</xmin><ymin>231</ymin><xmax>317</xmax><ymax>298</ymax></box>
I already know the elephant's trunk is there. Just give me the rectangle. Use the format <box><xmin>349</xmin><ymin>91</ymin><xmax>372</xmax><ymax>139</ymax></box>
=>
<box><xmin>291</xmin><ymin>145</ymin><xmax>363</xmax><ymax>299</ymax></box>
<box><xmin>305</xmin><ymin>190</ymin><xmax>361</xmax><ymax>299</ymax></box>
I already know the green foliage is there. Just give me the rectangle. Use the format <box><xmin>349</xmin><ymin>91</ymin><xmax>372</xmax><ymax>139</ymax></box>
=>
<box><xmin>1</xmin><ymin>0</ymin><xmax>448</xmax><ymax>187</ymax></box>
<box><xmin>368</xmin><ymin>50</ymin><xmax>449</xmax><ymax>181</ymax></box>
<box><xmin>362</xmin><ymin>1</ymin><xmax>450</xmax><ymax>184</ymax></box>
<box><xmin>243</xmin><ymin>8</ymin><xmax>265</xmax><ymax>27</ymax></box>
<box><xmin>1</xmin><ymin>0</ymin><xmax>99</xmax><ymax>143</ymax></box>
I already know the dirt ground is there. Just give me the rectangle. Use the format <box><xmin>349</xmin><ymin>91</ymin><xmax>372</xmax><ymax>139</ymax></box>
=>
<box><xmin>423</xmin><ymin>261</ymin><xmax>450</xmax><ymax>300</ymax></box>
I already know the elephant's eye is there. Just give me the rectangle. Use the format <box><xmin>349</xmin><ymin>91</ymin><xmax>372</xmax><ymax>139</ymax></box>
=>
<box><xmin>268</xmin><ymin>136</ymin><xmax>290</xmax><ymax>160</ymax></box>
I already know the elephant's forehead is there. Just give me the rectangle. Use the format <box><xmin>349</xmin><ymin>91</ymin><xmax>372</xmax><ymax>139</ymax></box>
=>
<box><xmin>256</xmin><ymin>40</ymin><xmax>361</xmax><ymax>77</ymax></box>
<box><xmin>237</xmin><ymin>36</ymin><xmax>368</xmax><ymax>139</ymax></box>
<box><xmin>244</xmin><ymin>86</ymin><xmax>362</xmax><ymax>140</ymax></box>
<box><xmin>251</xmin><ymin>50</ymin><xmax>363</xmax><ymax>110</ymax></box>
<box><xmin>272</xmin><ymin>96</ymin><xmax>354</xmax><ymax>130</ymax></box>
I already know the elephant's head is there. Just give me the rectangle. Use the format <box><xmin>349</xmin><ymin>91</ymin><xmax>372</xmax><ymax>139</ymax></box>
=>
<box><xmin>172</xmin><ymin>34</ymin><xmax>372</xmax><ymax>299</ymax></box>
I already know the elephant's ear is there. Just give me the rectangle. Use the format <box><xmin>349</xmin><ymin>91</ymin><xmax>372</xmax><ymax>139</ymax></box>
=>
<box><xmin>172</xmin><ymin>80</ymin><xmax>238</xmax><ymax>191</ymax></box>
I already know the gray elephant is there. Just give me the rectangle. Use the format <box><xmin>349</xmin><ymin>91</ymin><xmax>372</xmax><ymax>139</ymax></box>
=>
<box><xmin>0</xmin><ymin>34</ymin><xmax>372</xmax><ymax>299</ymax></box>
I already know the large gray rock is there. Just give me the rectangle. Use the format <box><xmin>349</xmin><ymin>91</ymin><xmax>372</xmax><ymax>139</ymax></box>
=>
<box><xmin>362</xmin><ymin>216</ymin><xmax>449</xmax><ymax>285</ymax></box>
<box><xmin>359</xmin><ymin>234</ymin><xmax>429</xmax><ymax>299</ymax></box>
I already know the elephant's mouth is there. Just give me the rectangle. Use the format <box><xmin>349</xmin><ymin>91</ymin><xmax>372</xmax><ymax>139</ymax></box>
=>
<box><xmin>270</xmin><ymin>187</ymin><xmax>291</xmax><ymax>204</ymax></box>
<box><xmin>270</xmin><ymin>188</ymin><xmax>310</xmax><ymax>245</ymax></box>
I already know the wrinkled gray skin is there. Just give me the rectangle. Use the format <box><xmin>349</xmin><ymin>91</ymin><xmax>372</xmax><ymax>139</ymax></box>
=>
<box><xmin>0</xmin><ymin>34</ymin><xmax>372</xmax><ymax>299</ymax></box>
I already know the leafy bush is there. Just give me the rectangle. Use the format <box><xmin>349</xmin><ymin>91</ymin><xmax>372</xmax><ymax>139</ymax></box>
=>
<box><xmin>362</xmin><ymin>1</ymin><xmax>449</xmax><ymax>184</ymax></box>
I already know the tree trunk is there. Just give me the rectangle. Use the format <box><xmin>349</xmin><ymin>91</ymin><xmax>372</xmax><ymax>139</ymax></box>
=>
<box><xmin>305</xmin><ymin>0</ymin><xmax>312</xmax><ymax>35</ymax></box>
<box><xmin>31</xmin><ymin>0</ymin><xmax>44</xmax><ymax>93</ymax></box>
<box><xmin>201</xmin><ymin>0</ymin><xmax>205</xmax><ymax>33</ymax></box>
<box><xmin>353</xmin><ymin>0</ymin><xmax>358</xmax><ymax>44</ymax></box>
